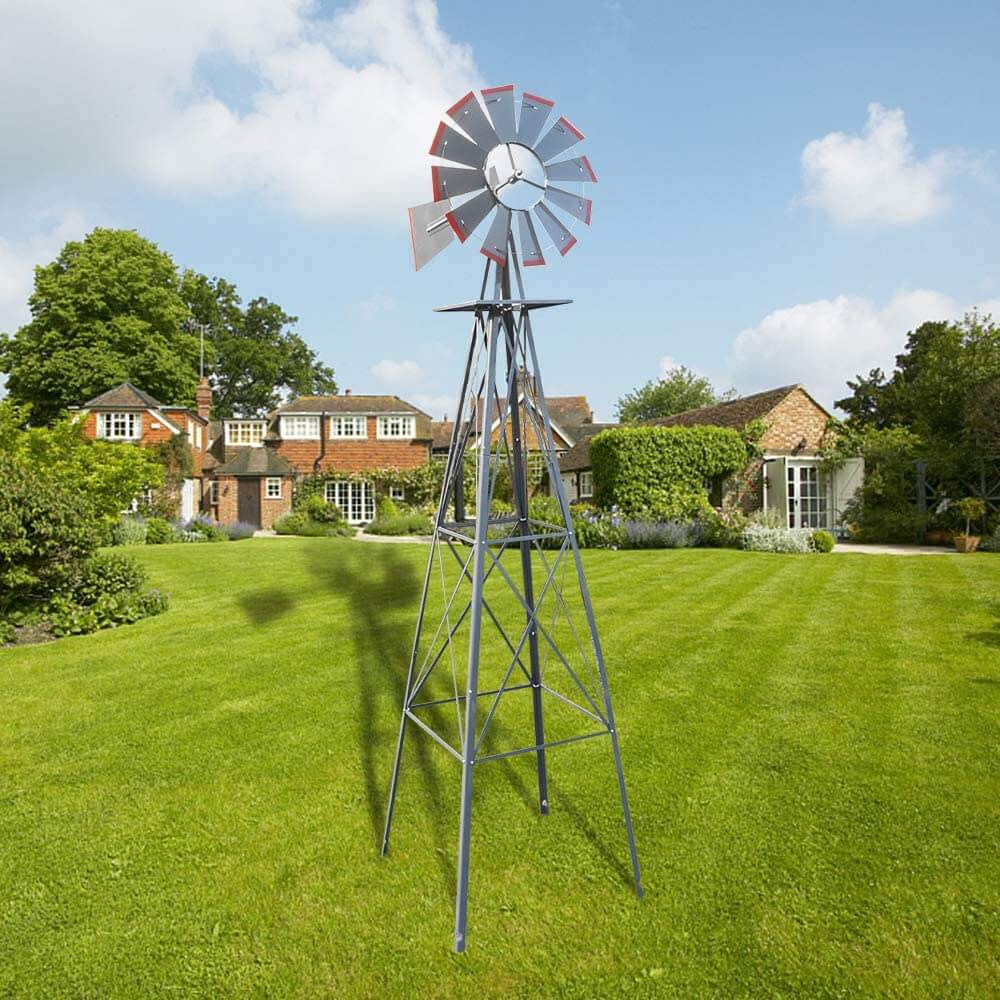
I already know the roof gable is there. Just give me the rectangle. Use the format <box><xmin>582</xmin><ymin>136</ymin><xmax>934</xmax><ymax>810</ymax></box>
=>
<box><xmin>649</xmin><ymin>385</ymin><xmax>809</xmax><ymax>431</ymax></box>
<box><xmin>82</xmin><ymin>382</ymin><xmax>165</xmax><ymax>409</ymax></box>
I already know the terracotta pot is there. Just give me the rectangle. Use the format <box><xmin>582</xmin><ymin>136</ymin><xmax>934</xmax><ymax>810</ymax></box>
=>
<box><xmin>926</xmin><ymin>529</ymin><xmax>952</xmax><ymax>546</ymax></box>
<box><xmin>954</xmin><ymin>535</ymin><xmax>981</xmax><ymax>553</ymax></box>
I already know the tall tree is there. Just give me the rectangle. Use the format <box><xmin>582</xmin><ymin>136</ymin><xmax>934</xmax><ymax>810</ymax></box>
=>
<box><xmin>0</xmin><ymin>229</ymin><xmax>199</xmax><ymax>424</ymax></box>
<box><xmin>0</xmin><ymin>228</ymin><xmax>337</xmax><ymax>424</ymax></box>
<box><xmin>181</xmin><ymin>273</ymin><xmax>337</xmax><ymax>417</ymax></box>
<box><xmin>616</xmin><ymin>366</ymin><xmax>725</xmax><ymax>423</ymax></box>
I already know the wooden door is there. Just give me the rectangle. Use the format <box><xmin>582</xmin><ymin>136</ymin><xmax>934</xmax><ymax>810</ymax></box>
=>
<box><xmin>237</xmin><ymin>478</ymin><xmax>261</xmax><ymax>528</ymax></box>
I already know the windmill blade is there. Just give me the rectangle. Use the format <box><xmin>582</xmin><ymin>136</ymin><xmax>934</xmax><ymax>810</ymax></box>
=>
<box><xmin>533</xmin><ymin>116</ymin><xmax>584</xmax><ymax>163</ymax></box>
<box><xmin>432</xmin><ymin>165</ymin><xmax>486</xmax><ymax>201</ymax></box>
<box><xmin>517</xmin><ymin>91</ymin><xmax>554</xmax><ymax>147</ymax></box>
<box><xmin>544</xmin><ymin>185</ymin><xmax>592</xmax><ymax>225</ymax></box>
<box><xmin>446</xmin><ymin>91</ymin><xmax>499</xmax><ymax>150</ymax></box>
<box><xmin>429</xmin><ymin>122</ymin><xmax>486</xmax><ymax>169</ymax></box>
<box><xmin>481</xmin><ymin>206</ymin><xmax>511</xmax><ymax>266</ymax></box>
<box><xmin>544</xmin><ymin>155</ymin><xmax>598</xmax><ymax>184</ymax></box>
<box><xmin>481</xmin><ymin>84</ymin><xmax>517</xmax><ymax>142</ymax></box>
<box><xmin>516</xmin><ymin>211</ymin><xmax>545</xmax><ymax>267</ymax></box>
<box><xmin>534</xmin><ymin>202</ymin><xmax>577</xmax><ymax>257</ymax></box>
<box><xmin>446</xmin><ymin>189</ymin><xmax>497</xmax><ymax>243</ymax></box>
<box><xmin>408</xmin><ymin>197</ymin><xmax>454</xmax><ymax>271</ymax></box>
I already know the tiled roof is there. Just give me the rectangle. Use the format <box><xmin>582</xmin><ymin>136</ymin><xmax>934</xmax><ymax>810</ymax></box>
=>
<box><xmin>214</xmin><ymin>448</ymin><xmax>295</xmax><ymax>477</ymax></box>
<box><xmin>558</xmin><ymin>424</ymin><xmax>617</xmax><ymax>472</ymax></box>
<box><xmin>431</xmin><ymin>420</ymin><xmax>454</xmax><ymax>450</ymax></box>
<box><xmin>82</xmin><ymin>382</ymin><xmax>165</xmax><ymax>409</ymax></box>
<box><xmin>275</xmin><ymin>395</ymin><xmax>429</xmax><ymax>416</ymax></box>
<box><xmin>547</xmin><ymin>395</ymin><xmax>592</xmax><ymax>429</ymax></box>
<box><xmin>649</xmin><ymin>385</ymin><xmax>803</xmax><ymax>431</ymax></box>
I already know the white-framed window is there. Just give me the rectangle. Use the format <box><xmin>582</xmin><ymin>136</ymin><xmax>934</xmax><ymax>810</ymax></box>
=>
<box><xmin>98</xmin><ymin>412</ymin><xmax>141</xmax><ymax>440</ymax></box>
<box><xmin>325</xmin><ymin>480</ymin><xmax>374</xmax><ymax>524</ymax></box>
<box><xmin>329</xmin><ymin>415</ymin><xmax>367</xmax><ymax>439</ymax></box>
<box><xmin>265</xmin><ymin>477</ymin><xmax>282</xmax><ymax>500</ymax></box>
<box><xmin>208</xmin><ymin>481</ymin><xmax>219</xmax><ymax>505</ymax></box>
<box><xmin>225</xmin><ymin>421</ymin><xmax>266</xmax><ymax>446</ymax></box>
<box><xmin>579</xmin><ymin>470</ymin><xmax>594</xmax><ymax>498</ymax></box>
<box><xmin>389</xmin><ymin>485</ymin><xmax>405</xmax><ymax>502</ymax></box>
<box><xmin>280</xmin><ymin>415</ymin><xmax>320</xmax><ymax>440</ymax></box>
<box><xmin>377</xmin><ymin>414</ymin><xmax>415</xmax><ymax>439</ymax></box>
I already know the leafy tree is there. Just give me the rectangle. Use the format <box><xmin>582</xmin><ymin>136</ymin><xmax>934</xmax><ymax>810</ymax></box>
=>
<box><xmin>616</xmin><ymin>366</ymin><xmax>728</xmax><ymax>423</ymax></box>
<box><xmin>834</xmin><ymin>368</ymin><xmax>890</xmax><ymax>428</ymax></box>
<box><xmin>0</xmin><ymin>227</ymin><xmax>337</xmax><ymax>424</ymax></box>
<box><xmin>0</xmin><ymin>401</ymin><xmax>163</xmax><ymax>531</ymax></box>
<box><xmin>181</xmin><ymin>272</ymin><xmax>337</xmax><ymax>417</ymax></box>
<box><xmin>0</xmin><ymin>229</ymin><xmax>199</xmax><ymax>424</ymax></box>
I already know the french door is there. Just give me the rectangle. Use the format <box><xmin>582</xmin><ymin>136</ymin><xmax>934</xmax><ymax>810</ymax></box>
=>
<box><xmin>326</xmin><ymin>480</ymin><xmax>374</xmax><ymax>524</ymax></box>
<box><xmin>786</xmin><ymin>464</ymin><xmax>828</xmax><ymax>529</ymax></box>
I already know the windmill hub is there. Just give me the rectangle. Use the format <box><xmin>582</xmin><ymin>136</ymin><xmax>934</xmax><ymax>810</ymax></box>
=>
<box><xmin>483</xmin><ymin>142</ymin><xmax>546</xmax><ymax>210</ymax></box>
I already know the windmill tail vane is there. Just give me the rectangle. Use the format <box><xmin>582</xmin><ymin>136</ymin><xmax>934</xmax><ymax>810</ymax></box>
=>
<box><xmin>388</xmin><ymin>86</ymin><xmax>640</xmax><ymax>954</ymax></box>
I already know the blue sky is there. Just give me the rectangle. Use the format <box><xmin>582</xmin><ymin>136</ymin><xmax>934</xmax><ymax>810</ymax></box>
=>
<box><xmin>1</xmin><ymin>0</ymin><xmax>997</xmax><ymax>420</ymax></box>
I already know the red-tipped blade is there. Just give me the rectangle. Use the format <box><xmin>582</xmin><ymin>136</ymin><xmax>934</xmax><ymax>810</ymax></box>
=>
<box><xmin>517</xmin><ymin>91</ymin><xmax>554</xmax><ymax>147</ymax></box>
<box><xmin>516</xmin><ymin>211</ymin><xmax>545</xmax><ymax>267</ymax></box>
<box><xmin>429</xmin><ymin>121</ymin><xmax>486</xmax><ymax>169</ymax></box>
<box><xmin>533</xmin><ymin>116</ymin><xmax>584</xmax><ymax>163</ymax></box>
<box><xmin>431</xmin><ymin>165</ymin><xmax>486</xmax><ymax>202</ymax></box>
<box><xmin>481</xmin><ymin>206</ymin><xmax>511</xmax><ymax>266</ymax></box>
<box><xmin>534</xmin><ymin>203</ymin><xmax>577</xmax><ymax>257</ymax></box>
<box><xmin>544</xmin><ymin>186</ymin><xmax>592</xmax><ymax>225</ymax></box>
<box><xmin>543</xmin><ymin>155</ymin><xmax>598</xmax><ymax>184</ymax></box>
<box><xmin>446</xmin><ymin>91</ymin><xmax>499</xmax><ymax>150</ymax></box>
<box><xmin>481</xmin><ymin>84</ymin><xmax>516</xmax><ymax>142</ymax></box>
<box><xmin>445</xmin><ymin>189</ymin><xmax>496</xmax><ymax>243</ymax></box>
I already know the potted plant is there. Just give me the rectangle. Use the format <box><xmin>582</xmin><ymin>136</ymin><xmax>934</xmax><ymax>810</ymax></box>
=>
<box><xmin>953</xmin><ymin>497</ymin><xmax>987</xmax><ymax>553</ymax></box>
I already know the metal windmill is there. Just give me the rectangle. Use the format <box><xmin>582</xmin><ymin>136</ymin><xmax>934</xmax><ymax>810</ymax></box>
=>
<box><xmin>383</xmin><ymin>85</ymin><xmax>642</xmax><ymax>952</ymax></box>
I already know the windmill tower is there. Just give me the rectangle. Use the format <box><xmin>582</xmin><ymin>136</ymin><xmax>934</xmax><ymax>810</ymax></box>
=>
<box><xmin>382</xmin><ymin>85</ymin><xmax>642</xmax><ymax>952</ymax></box>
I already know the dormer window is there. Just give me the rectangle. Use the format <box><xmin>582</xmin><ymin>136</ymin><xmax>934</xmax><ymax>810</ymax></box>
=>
<box><xmin>377</xmin><ymin>414</ymin><xmax>415</xmax><ymax>439</ymax></box>
<box><xmin>329</xmin><ymin>415</ymin><xmax>367</xmax><ymax>439</ymax></box>
<box><xmin>98</xmin><ymin>412</ymin><xmax>141</xmax><ymax>440</ymax></box>
<box><xmin>280</xmin><ymin>415</ymin><xmax>320</xmax><ymax>440</ymax></box>
<box><xmin>225</xmin><ymin>421</ymin><xmax>266</xmax><ymax>446</ymax></box>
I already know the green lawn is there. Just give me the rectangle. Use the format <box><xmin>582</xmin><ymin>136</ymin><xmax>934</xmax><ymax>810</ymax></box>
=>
<box><xmin>1</xmin><ymin>540</ymin><xmax>998</xmax><ymax>997</ymax></box>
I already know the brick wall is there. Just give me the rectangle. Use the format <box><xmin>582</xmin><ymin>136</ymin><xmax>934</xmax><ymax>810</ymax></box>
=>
<box><xmin>209</xmin><ymin>475</ymin><xmax>292</xmax><ymax>529</ymax></box>
<box><xmin>272</xmin><ymin>416</ymin><xmax>430</xmax><ymax>474</ymax></box>
<box><xmin>759</xmin><ymin>389</ymin><xmax>831</xmax><ymax>453</ymax></box>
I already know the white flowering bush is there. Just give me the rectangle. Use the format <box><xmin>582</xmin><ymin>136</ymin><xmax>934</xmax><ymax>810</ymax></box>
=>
<box><xmin>741</xmin><ymin>526</ymin><xmax>815</xmax><ymax>553</ymax></box>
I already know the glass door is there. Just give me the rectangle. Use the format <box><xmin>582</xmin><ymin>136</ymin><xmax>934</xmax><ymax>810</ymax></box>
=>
<box><xmin>786</xmin><ymin>464</ymin><xmax>828</xmax><ymax>529</ymax></box>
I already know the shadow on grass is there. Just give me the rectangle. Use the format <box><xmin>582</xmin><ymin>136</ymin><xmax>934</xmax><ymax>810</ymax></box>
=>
<box><xmin>307</xmin><ymin>542</ymin><xmax>455</xmax><ymax>891</ymax></box>
<box><xmin>238</xmin><ymin>587</ymin><xmax>296</xmax><ymax>625</ymax></box>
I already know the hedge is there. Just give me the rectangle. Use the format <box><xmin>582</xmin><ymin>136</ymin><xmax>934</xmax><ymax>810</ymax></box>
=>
<box><xmin>589</xmin><ymin>425</ymin><xmax>749</xmax><ymax>520</ymax></box>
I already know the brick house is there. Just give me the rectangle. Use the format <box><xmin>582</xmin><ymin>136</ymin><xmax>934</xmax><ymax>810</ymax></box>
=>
<box><xmin>73</xmin><ymin>381</ymin><xmax>211</xmax><ymax>519</ymax></box>
<box><xmin>203</xmin><ymin>392</ymin><xmax>433</xmax><ymax>526</ymax></box>
<box><xmin>558</xmin><ymin>384</ymin><xmax>864</xmax><ymax>532</ymax></box>
<box><xmin>430</xmin><ymin>392</ymin><xmax>596</xmax><ymax>492</ymax></box>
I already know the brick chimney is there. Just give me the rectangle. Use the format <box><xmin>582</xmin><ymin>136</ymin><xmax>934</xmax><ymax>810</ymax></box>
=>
<box><xmin>196</xmin><ymin>377</ymin><xmax>212</xmax><ymax>420</ymax></box>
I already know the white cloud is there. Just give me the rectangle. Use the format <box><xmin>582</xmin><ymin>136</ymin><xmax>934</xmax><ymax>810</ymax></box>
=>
<box><xmin>0</xmin><ymin>0</ymin><xmax>480</xmax><ymax>220</ymax></box>
<box><xmin>370</xmin><ymin>357</ymin><xmax>426</xmax><ymax>387</ymax></box>
<box><xmin>801</xmin><ymin>103</ymin><xmax>969</xmax><ymax>226</ymax></box>
<box><xmin>356</xmin><ymin>293</ymin><xmax>397</xmax><ymax>323</ymax></box>
<box><xmin>658</xmin><ymin>355</ymin><xmax>680</xmax><ymax>375</ymax></box>
<box><xmin>409</xmin><ymin>393</ymin><xmax>454</xmax><ymax>420</ymax></box>
<box><xmin>0</xmin><ymin>211</ymin><xmax>89</xmax><ymax>333</ymax></box>
<box><xmin>730</xmin><ymin>288</ymin><xmax>962</xmax><ymax>410</ymax></box>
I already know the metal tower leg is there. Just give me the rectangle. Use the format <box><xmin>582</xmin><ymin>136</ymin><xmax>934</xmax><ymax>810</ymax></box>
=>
<box><xmin>454</xmin><ymin>282</ymin><xmax>503</xmax><ymax>953</ymax></box>
<box><xmin>381</xmin><ymin>272</ymin><xmax>488</xmax><ymax>858</ymax></box>
<box><xmin>521</xmin><ymin>307</ymin><xmax>644</xmax><ymax>899</ymax></box>
<box><xmin>500</xmin><ymin>263</ymin><xmax>548</xmax><ymax>815</ymax></box>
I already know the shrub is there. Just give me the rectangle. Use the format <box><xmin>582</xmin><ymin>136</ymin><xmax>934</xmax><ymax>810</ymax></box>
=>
<box><xmin>221</xmin><ymin>520</ymin><xmax>257</xmax><ymax>540</ymax></box>
<box><xmin>179</xmin><ymin>515</ymin><xmax>228</xmax><ymax>542</ymax></box>
<box><xmin>112</xmin><ymin>515</ymin><xmax>148</xmax><ymax>546</ymax></box>
<box><xmin>301</xmin><ymin>494</ymin><xmax>344</xmax><ymax>523</ymax></box>
<box><xmin>145</xmin><ymin>517</ymin><xmax>176</xmax><ymax>544</ymax></box>
<box><xmin>376</xmin><ymin>496</ymin><xmax>400</xmax><ymax>520</ymax></box>
<box><xmin>698</xmin><ymin>504</ymin><xmax>748</xmax><ymax>548</ymax></box>
<box><xmin>955</xmin><ymin>497</ymin><xmax>988</xmax><ymax>536</ymax></box>
<box><xmin>621</xmin><ymin>519</ymin><xmax>701</xmax><ymax>549</ymax></box>
<box><xmin>589</xmin><ymin>425</ymin><xmax>748</xmax><ymax>520</ymax></box>
<box><xmin>274</xmin><ymin>511</ymin><xmax>352</xmax><ymax>537</ymax></box>
<box><xmin>0</xmin><ymin>619</ymin><xmax>15</xmax><ymax>645</ymax></box>
<box><xmin>0</xmin><ymin>459</ymin><xmax>101</xmax><ymax>614</ymax></box>
<box><xmin>812</xmin><ymin>529</ymin><xmax>836</xmax><ymax>553</ymax></box>
<box><xmin>177</xmin><ymin>530</ymin><xmax>208</xmax><ymax>543</ymax></box>
<box><xmin>741</xmin><ymin>526</ymin><xmax>814</xmax><ymax>553</ymax></box>
<box><xmin>571</xmin><ymin>507</ymin><xmax>624</xmax><ymax>549</ymax></box>
<box><xmin>980</xmin><ymin>525</ymin><xmax>1000</xmax><ymax>552</ymax></box>
<box><xmin>365</xmin><ymin>513</ymin><xmax>433</xmax><ymax>536</ymax></box>
<box><xmin>66</xmin><ymin>552</ymin><xmax>149</xmax><ymax>605</ymax></box>
<box><xmin>747</xmin><ymin>507</ymin><xmax>786</xmax><ymax>529</ymax></box>
<box><xmin>44</xmin><ymin>587</ymin><xmax>169</xmax><ymax>637</ymax></box>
